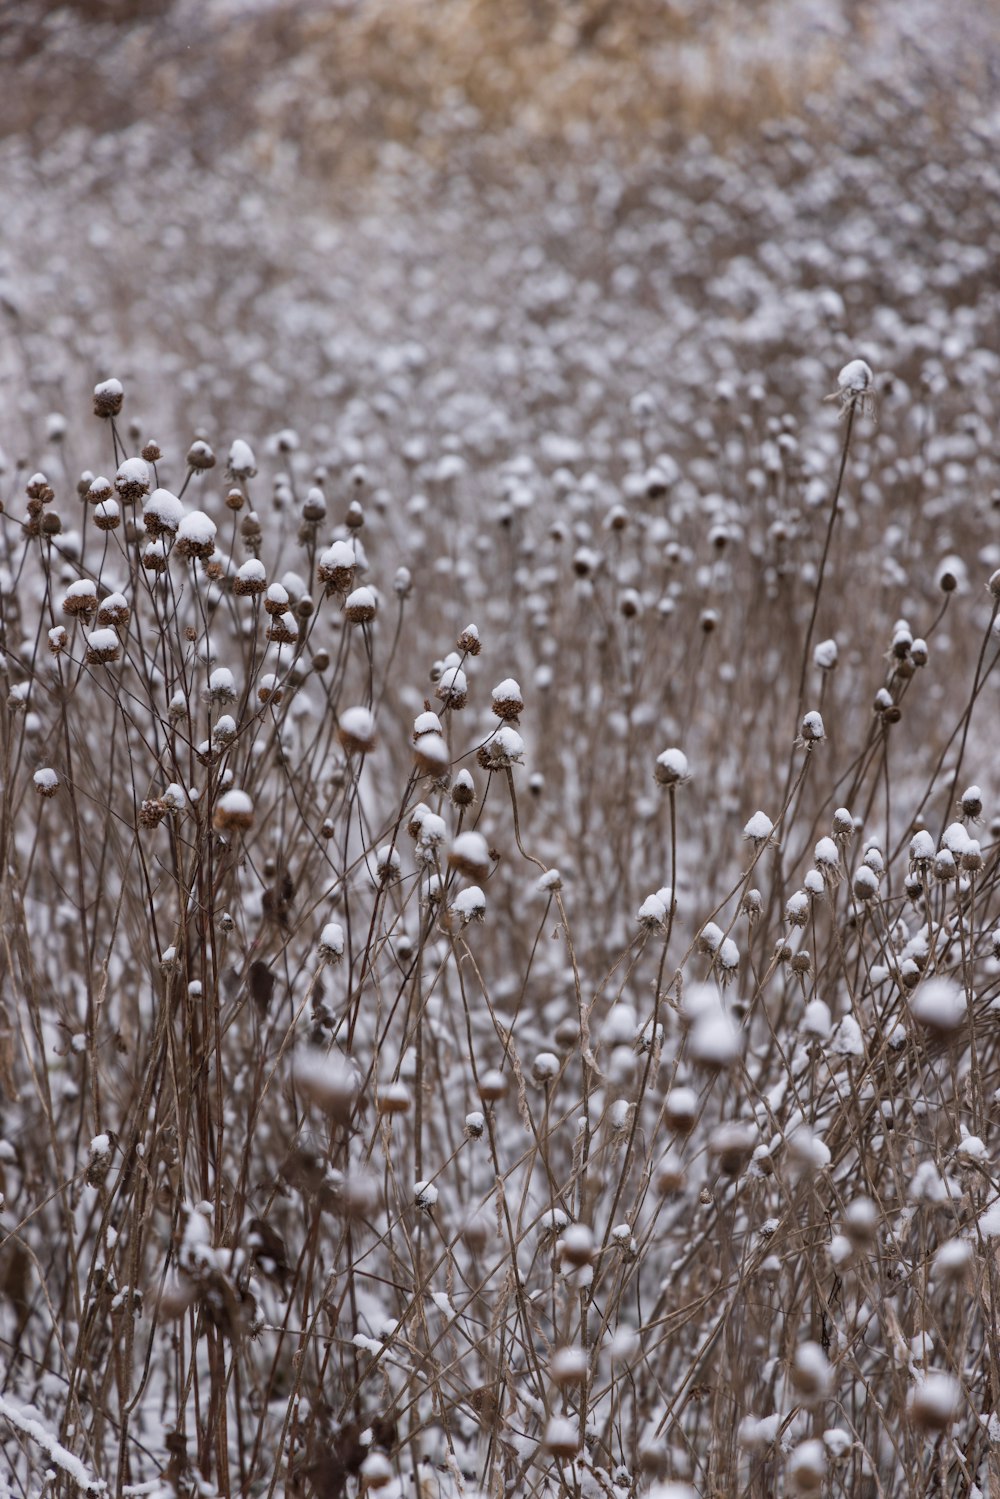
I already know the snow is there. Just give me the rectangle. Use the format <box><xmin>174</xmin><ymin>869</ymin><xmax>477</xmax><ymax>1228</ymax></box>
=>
<box><xmin>449</xmin><ymin>830</ymin><xmax>491</xmax><ymax>873</ymax></box>
<box><xmin>177</xmin><ymin>510</ymin><xmax>216</xmax><ymax>544</ymax></box>
<box><xmin>837</xmin><ymin>358</ymin><xmax>874</xmax><ymax>392</ymax></box>
<box><xmin>436</xmin><ymin>663</ymin><xmax>468</xmax><ymax>698</ymax></box>
<box><xmin>654</xmin><ymin>746</ymin><xmax>691</xmax><ymax>784</ymax></box>
<box><xmin>638</xmin><ymin>891</ymin><xmax>668</xmax><ymax>927</ymax></box>
<box><xmin>319</xmin><ymin>921</ymin><xmax>345</xmax><ymax>958</ymax></box>
<box><xmin>978</xmin><ymin>1202</ymin><xmax>1000</xmax><ymax>1236</ymax></box>
<box><xmin>207</xmin><ymin>666</ymin><xmax>236</xmax><ymax>700</ymax></box>
<box><xmin>909</xmin><ymin>976</ymin><xmax>967</xmax><ymax>1031</ymax></box>
<box><xmin>908</xmin><ymin>1372</ymin><xmax>961</xmax><ymax>1425</ymax></box>
<box><xmin>33</xmin><ymin>768</ymin><xmax>59</xmax><ymax>790</ymax></box>
<box><xmin>0</xmin><ymin>1394</ymin><xmax>106</xmax><ymax>1493</ymax></box>
<box><xmin>737</xmin><ymin>1412</ymin><xmax>781</xmax><ymax>1451</ymax></box>
<box><xmin>85</xmin><ymin>628</ymin><xmax>119</xmax><ymax>654</ymax></box>
<box><xmin>114</xmin><ymin>456</ymin><xmax>149</xmax><ymax>490</ymax></box>
<box><xmin>813</xmin><ymin>638</ymin><xmax>838</xmax><ymax>669</ymax></box>
<box><xmin>344</xmin><ymin>585</ymin><xmax>376</xmax><ymax>614</ymax></box>
<box><xmin>319</xmin><ymin>539</ymin><xmax>356</xmax><ymax>572</ymax></box>
<box><xmin>237</xmin><ymin>558</ymin><xmax>266</xmax><ymax>581</ymax></box>
<box><xmin>339</xmin><ymin>705</ymin><xmax>376</xmax><ymax>743</ymax></box>
<box><xmin>803</xmin><ymin>999</ymin><xmax>832</xmax><ymax>1037</ymax></box>
<box><xmin>228</xmin><ymin>437</ymin><xmax>257</xmax><ymax>476</ymax></box>
<box><xmin>909</xmin><ymin>829</ymin><xmax>935</xmax><ymax>861</ymax></box>
<box><xmin>800</xmin><ymin>709</ymin><xmax>825</xmax><ymax>742</ymax></box>
<box><xmin>743</xmin><ymin>810</ymin><xmax>774</xmax><ymax>842</ymax></box>
<box><xmin>413</xmin><ymin>709</ymin><xmax>442</xmax><ymax>736</ymax></box>
<box><xmin>685</xmin><ymin>984</ymin><xmax>741</xmax><ymax>1067</ymax></box>
<box><xmin>218</xmin><ymin>789</ymin><xmax>252</xmax><ymax>817</ymax></box>
<box><xmin>451</xmin><ymin>885</ymin><xmax>486</xmax><ymax>921</ymax></box>
<box><xmin>66</xmin><ymin>578</ymin><xmax>97</xmax><ymax>601</ymax></box>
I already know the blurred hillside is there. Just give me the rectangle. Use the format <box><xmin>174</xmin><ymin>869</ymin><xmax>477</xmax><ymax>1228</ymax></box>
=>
<box><xmin>3</xmin><ymin>0</ymin><xmax>998</xmax><ymax>184</ymax></box>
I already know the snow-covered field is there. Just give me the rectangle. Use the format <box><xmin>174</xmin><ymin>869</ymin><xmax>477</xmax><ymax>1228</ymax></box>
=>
<box><xmin>1</xmin><ymin>1</ymin><xmax>1000</xmax><ymax>1494</ymax></box>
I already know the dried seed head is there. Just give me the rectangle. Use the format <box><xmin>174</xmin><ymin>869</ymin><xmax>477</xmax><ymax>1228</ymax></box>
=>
<box><xmin>343</xmin><ymin>586</ymin><xmax>377</xmax><ymax>624</ymax></box>
<box><xmin>139</xmin><ymin>798</ymin><xmax>167</xmax><ymax>829</ymax></box>
<box><xmin>787</xmin><ymin>1438</ymin><xmax>827</xmax><ymax>1494</ymax></box>
<box><xmin>451</xmin><ymin>769</ymin><xmax>476</xmax><ymax>808</ymax></box>
<box><xmin>799</xmin><ymin>710</ymin><xmax>826</xmax><ymax>745</ymax></box>
<box><xmin>48</xmin><ymin>625</ymin><xmax>67</xmax><ymax>655</ymax></box>
<box><xmin>435</xmin><ymin>661</ymin><xmax>468</xmax><ymax>710</ymax></box>
<box><xmin>227</xmin><ymin>438</ymin><xmax>256</xmax><ymax>481</ymax></box>
<box><xmin>491</xmin><ymin>678</ymin><xmax>524</xmax><ymax>721</ymax></box>
<box><xmin>827</xmin><ymin>358</ymin><xmax>876</xmax><ymax>419</ymax></box>
<box><xmin>141</xmin><ymin>439</ymin><xmax>162</xmax><ymax>463</ymax></box>
<box><xmin>785</xmin><ymin>891</ymin><xmax>809</xmax><ymax>927</ymax></box>
<box><xmin>266</xmin><ymin>611</ymin><xmax>299</xmax><ymax>645</ymax></box>
<box><xmin>213</xmin><ymin>789</ymin><xmax>254</xmax><ymax>832</ymax></box>
<box><xmin>186</xmin><ymin>439</ymin><xmax>216</xmax><ymax>472</ymax></box>
<box><xmin>376</xmin><ymin>1081</ymin><xmax>411</xmax><ymax>1116</ymax></box>
<box><xmin>316</xmin><ymin>540</ymin><xmax>355</xmax><ymax>594</ymax></box>
<box><xmin>843</xmin><ymin>1196</ymin><xmax>879</xmax><ymax>1246</ymax></box>
<box><xmin>33</xmin><ymin>767</ymin><xmax>59</xmax><ymax>798</ymax></box>
<box><xmin>813</xmin><ymin>638</ymin><xmax>838</xmax><ymax>670</ymax></box>
<box><xmin>143</xmin><ymin>488</ymin><xmax>183</xmax><ymax>537</ymax></box>
<box><xmin>791</xmin><ymin>1342</ymin><xmax>831</xmax><ymax>1402</ymax></box>
<box><xmin>909</xmin><ymin>976</ymin><xmax>966</xmax><ymax>1032</ymax></box>
<box><xmin>292</xmin><ymin>1050</ymin><xmax>358</xmax><ymax>1122</ymax></box>
<box><xmin>654</xmin><ymin>747</ymin><xmax>691</xmax><ymax>787</ymax></box>
<box><xmin>832</xmin><ymin>806</ymin><xmax>855</xmax><ymax>844</ymax></box>
<box><xmin>664</xmin><ymin>1086</ymin><xmax>698</xmax><ymax>1135</ymax></box>
<box><xmin>338</xmin><ymin>706</ymin><xmax>377</xmax><ymax>754</ymax></box>
<box><xmin>234</xmin><ymin>559</ymin><xmax>267</xmax><ymax>597</ymax></box>
<box><xmin>707</xmin><ymin>1122</ymin><xmax>756</xmax><ymax>1176</ymax></box>
<box><xmin>85</xmin><ymin>628</ymin><xmax>121</xmax><ymax>664</ymax></box>
<box><xmin>93</xmin><ymin>378</ymin><xmax>124</xmax><ymax>418</ymax></box>
<box><xmin>477</xmin><ymin>1068</ymin><xmax>507</xmax><ymax>1103</ymax></box>
<box><xmin>532</xmin><ymin>1051</ymin><xmax>559</xmax><ymax>1083</ymax></box>
<box><xmin>94</xmin><ymin>498</ymin><xmax>120</xmax><ymax>532</ymax></box>
<box><xmin>448</xmin><ymin>830</ymin><xmax>491</xmax><ymax>879</ymax></box>
<box><xmin>62</xmin><ymin>579</ymin><xmax>99</xmax><ymax>619</ymax></box>
<box><xmin>542</xmin><ymin>1419</ymin><xmax>579</xmax><ymax>1460</ymax></box>
<box><xmin>96</xmin><ymin>592</ymin><xmax>130</xmax><ymax>628</ymax></box>
<box><xmin>477</xmin><ymin>726</ymin><xmax>524</xmax><ymax>771</ymax></box>
<box><xmin>175</xmin><ymin>511</ymin><xmax>217</xmax><ymax>561</ymax></box>
<box><xmin>414</xmin><ymin>732</ymin><xmax>450</xmax><ymax>777</ymax></box>
<box><xmin>26</xmin><ymin>472</ymin><xmax>54</xmax><ymax>504</ymax></box>
<box><xmin>960</xmin><ymin>784</ymin><xmax>983</xmax><ymax>821</ymax></box>
<box><xmin>114</xmin><ymin>457</ymin><xmax>150</xmax><ymax>504</ymax></box>
<box><xmin>559</xmin><ymin>1223</ymin><xmax>595</xmax><ymax>1267</ymax></box>
<box><xmin>907</xmin><ymin>1372</ymin><xmax>962</xmax><ymax>1433</ymax></box>
<box><xmin>457</xmin><ymin>623</ymin><xmax>481</xmax><ymax>656</ymax></box>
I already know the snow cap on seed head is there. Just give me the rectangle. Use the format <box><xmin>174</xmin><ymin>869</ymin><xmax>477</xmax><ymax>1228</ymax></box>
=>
<box><xmin>654</xmin><ymin>747</ymin><xmax>691</xmax><ymax>787</ymax></box>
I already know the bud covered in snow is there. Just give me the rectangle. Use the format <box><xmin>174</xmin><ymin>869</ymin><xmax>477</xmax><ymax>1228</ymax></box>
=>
<box><xmin>448</xmin><ymin>831</ymin><xmax>491</xmax><ymax>880</ymax></box>
<box><xmin>907</xmin><ymin>1372</ymin><xmax>962</xmax><ymax>1432</ymax></box>
<box><xmin>214</xmin><ymin>788</ymin><xmax>254</xmax><ymax>832</ymax></box>
<box><xmin>654</xmin><ymin>747</ymin><xmax>691</xmax><ymax>787</ymax></box>
<box><xmin>338</xmin><ymin>706</ymin><xmax>377</xmax><ymax>754</ymax></box>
